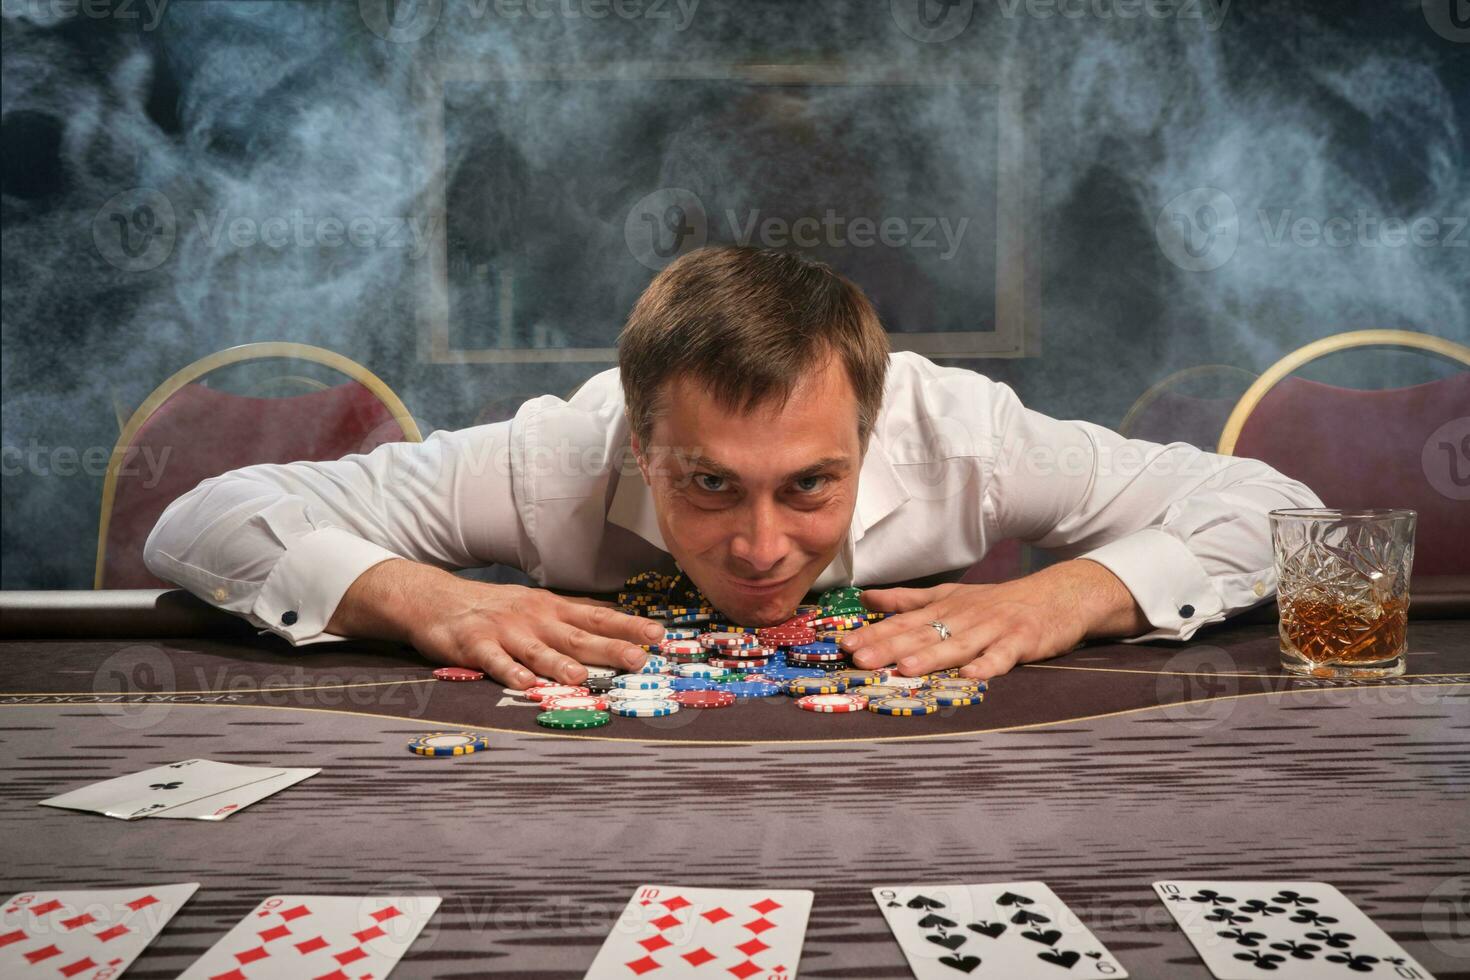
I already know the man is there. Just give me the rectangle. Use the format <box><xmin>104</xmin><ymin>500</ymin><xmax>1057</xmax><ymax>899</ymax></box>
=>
<box><xmin>145</xmin><ymin>246</ymin><xmax>1320</xmax><ymax>690</ymax></box>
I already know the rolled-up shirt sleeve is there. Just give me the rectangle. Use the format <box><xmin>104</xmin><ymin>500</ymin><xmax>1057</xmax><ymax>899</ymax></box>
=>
<box><xmin>143</xmin><ymin>422</ymin><xmax>525</xmax><ymax>645</ymax></box>
<box><xmin>980</xmin><ymin>381</ymin><xmax>1323</xmax><ymax>642</ymax></box>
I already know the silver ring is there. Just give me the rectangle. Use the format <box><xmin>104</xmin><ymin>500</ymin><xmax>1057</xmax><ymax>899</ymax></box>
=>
<box><xmin>928</xmin><ymin>620</ymin><xmax>951</xmax><ymax>642</ymax></box>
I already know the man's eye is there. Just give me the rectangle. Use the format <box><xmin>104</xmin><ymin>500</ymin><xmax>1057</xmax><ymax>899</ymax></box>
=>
<box><xmin>793</xmin><ymin>475</ymin><xmax>828</xmax><ymax>494</ymax></box>
<box><xmin>694</xmin><ymin>474</ymin><xmax>727</xmax><ymax>492</ymax></box>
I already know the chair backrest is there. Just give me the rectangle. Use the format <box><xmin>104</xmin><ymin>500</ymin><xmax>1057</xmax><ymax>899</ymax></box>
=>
<box><xmin>1219</xmin><ymin>330</ymin><xmax>1470</xmax><ymax>576</ymax></box>
<box><xmin>97</xmin><ymin>343</ymin><xmax>422</xmax><ymax>589</ymax></box>
<box><xmin>1119</xmin><ymin>365</ymin><xmax>1256</xmax><ymax>449</ymax></box>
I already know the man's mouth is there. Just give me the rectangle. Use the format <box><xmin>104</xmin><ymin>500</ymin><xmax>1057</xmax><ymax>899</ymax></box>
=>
<box><xmin>726</xmin><ymin>574</ymin><xmax>793</xmax><ymax>597</ymax></box>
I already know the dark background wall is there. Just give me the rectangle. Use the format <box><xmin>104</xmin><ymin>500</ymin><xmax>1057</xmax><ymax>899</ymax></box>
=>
<box><xmin>2</xmin><ymin>0</ymin><xmax>1467</xmax><ymax>589</ymax></box>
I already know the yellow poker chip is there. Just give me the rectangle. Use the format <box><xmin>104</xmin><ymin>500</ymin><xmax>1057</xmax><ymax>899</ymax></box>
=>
<box><xmin>931</xmin><ymin>690</ymin><xmax>984</xmax><ymax>707</ymax></box>
<box><xmin>407</xmin><ymin>731</ymin><xmax>492</xmax><ymax>756</ymax></box>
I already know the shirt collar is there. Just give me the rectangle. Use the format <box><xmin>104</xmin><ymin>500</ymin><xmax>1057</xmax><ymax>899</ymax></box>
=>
<box><xmin>606</xmin><ymin>434</ymin><xmax>910</xmax><ymax>553</ymax></box>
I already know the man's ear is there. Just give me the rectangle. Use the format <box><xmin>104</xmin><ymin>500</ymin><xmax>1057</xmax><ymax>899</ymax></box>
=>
<box><xmin>627</xmin><ymin>419</ymin><xmax>651</xmax><ymax>484</ymax></box>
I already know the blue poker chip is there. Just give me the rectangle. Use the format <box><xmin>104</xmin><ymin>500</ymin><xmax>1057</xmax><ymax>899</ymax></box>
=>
<box><xmin>671</xmin><ymin>677</ymin><xmax>716</xmax><ymax>691</ymax></box>
<box><xmin>663</xmin><ymin>627</ymin><xmax>702</xmax><ymax>641</ymax></box>
<box><xmin>723</xmin><ymin>680</ymin><xmax>782</xmax><ymax>699</ymax></box>
<box><xmin>638</xmin><ymin>656</ymin><xmax>671</xmax><ymax>674</ymax></box>
<box><xmin>761</xmin><ymin>666</ymin><xmax>826</xmax><ymax>680</ymax></box>
<box><xmin>788</xmin><ymin>641</ymin><xmax>842</xmax><ymax>656</ymax></box>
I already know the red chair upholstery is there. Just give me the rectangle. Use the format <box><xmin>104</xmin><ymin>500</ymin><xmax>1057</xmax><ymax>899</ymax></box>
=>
<box><xmin>1230</xmin><ymin>372</ymin><xmax>1470</xmax><ymax>576</ymax></box>
<box><xmin>97</xmin><ymin>346</ymin><xmax>419</xmax><ymax>589</ymax></box>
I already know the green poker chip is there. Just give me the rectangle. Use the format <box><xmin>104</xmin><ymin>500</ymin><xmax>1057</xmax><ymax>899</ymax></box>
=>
<box><xmin>535</xmin><ymin>709</ymin><xmax>611</xmax><ymax>730</ymax></box>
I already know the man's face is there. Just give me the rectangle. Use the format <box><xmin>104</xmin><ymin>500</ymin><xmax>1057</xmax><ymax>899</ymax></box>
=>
<box><xmin>633</xmin><ymin>356</ymin><xmax>863</xmax><ymax>626</ymax></box>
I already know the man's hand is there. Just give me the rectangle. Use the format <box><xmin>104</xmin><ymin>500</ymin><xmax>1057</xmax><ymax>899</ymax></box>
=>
<box><xmin>329</xmin><ymin>559</ymin><xmax>665</xmax><ymax>688</ymax></box>
<box><xmin>838</xmin><ymin>559</ymin><xmax>1149</xmax><ymax>681</ymax></box>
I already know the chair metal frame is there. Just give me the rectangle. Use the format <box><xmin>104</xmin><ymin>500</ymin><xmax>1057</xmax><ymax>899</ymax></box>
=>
<box><xmin>1217</xmin><ymin>329</ymin><xmax>1470</xmax><ymax>456</ymax></box>
<box><xmin>95</xmin><ymin>342</ymin><xmax>422</xmax><ymax>588</ymax></box>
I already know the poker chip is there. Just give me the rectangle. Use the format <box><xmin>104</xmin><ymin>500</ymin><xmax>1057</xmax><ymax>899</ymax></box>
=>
<box><xmin>708</xmin><ymin>656</ymin><xmax>769</xmax><ymax>670</ymax></box>
<box><xmin>856</xmin><ymin>684</ymin><xmax>911</xmax><ymax>700</ymax></box>
<box><xmin>930</xmin><ymin>689</ymin><xmax>984</xmax><ymax>707</ymax></box>
<box><xmin>879</xmin><ymin>672</ymin><xmax>933</xmax><ymax>692</ymax></box>
<box><xmin>796</xmin><ymin>693</ymin><xmax>867</xmax><ymax>713</ymax></box>
<box><xmin>809</xmin><ymin>614</ymin><xmax>865</xmax><ymax>630</ymax></box>
<box><xmin>522</xmin><ymin>677</ymin><xmax>556</xmax><ymax>688</ymax></box>
<box><xmin>605</xmin><ymin>687</ymin><xmax>678</xmax><ymax>703</ymax></box>
<box><xmin>832</xmin><ymin>669</ymin><xmax>879</xmax><ymax>687</ymax></box>
<box><xmin>785</xmin><ymin>676</ymin><xmax>846</xmax><ymax>696</ymax></box>
<box><xmin>673</xmin><ymin>689</ymin><xmax>736</xmax><ymax>709</ymax></box>
<box><xmin>722</xmin><ymin>680</ymin><xmax>782</xmax><ymax>699</ymax></box>
<box><xmin>584</xmin><ymin>675</ymin><xmax>617</xmax><ymax>693</ymax></box>
<box><xmin>677</xmin><ymin>662</ymin><xmax>724</xmax><ymax>679</ymax></box>
<box><xmin>638</xmin><ymin>656</ymin><xmax>671</xmax><ymax>674</ymax></box>
<box><xmin>610</xmin><ymin>698</ymin><xmax>680</xmax><ymax>717</ymax></box>
<box><xmin>929</xmin><ymin>677</ymin><xmax>988</xmax><ymax>692</ymax></box>
<box><xmin>659</xmin><ymin>639</ymin><xmax>705</xmax><ymax>656</ymax></box>
<box><xmin>869</xmin><ymin>696</ymin><xmax>937</xmax><ymax>716</ymax></box>
<box><xmin>670</xmin><ymin>610</ymin><xmax>716</xmax><ymax>625</ymax></box>
<box><xmin>670</xmin><ymin>677</ymin><xmax>716</xmax><ymax>692</ymax></box>
<box><xmin>663</xmin><ymin>627</ymin><xmax>702</xmax><ymax>641</ymax></box>
<box><xmin>756</xmin><ymin>625</ymin><xmax>816</xmax><ymax>647</ymax></box>
<box><xmin>700</xmin><ymin>631</ymin><xmax>760</xmax><ymax>650</ymax></box>
<box><xmin>787</xmin><ymin>651</ymin><xmax>846</xmax><ymax>665</ymax></box>
<box><xmin>432</xmin><ymin>667</ymin><xmax>485</xmax><ymax>682</ymax></box>
<box><xmin>526</xmin><ymin>684</ymin><xmax>590</xmax><ymax>702</ymax></box>
<box><xmin>614</xmin><ymin>674</ymin><xmax>673</xmax><ymax>690</ymax></box>
<box><xmin>407</xmin><ymin>731</ymin><xmax>492</xmax><ymax>756</ymax></box>
<box><xmin>582</xmin><ymin>666</ymin><xmax>619</xmax><ymax>680</ymax></box>
<box><xmin>535</xmin><ymin>708</ymin><xmax>612</xmax><ymax>729</ymax></box>
<box><xmin>540</xmin><ymin>695</ymin><xmax>609</xmax><ymax>712</ymax></box>
<box><xmin>762</xmin><ymin>666</ymin><xmax>827</xmax><ymax>680</ymax></box>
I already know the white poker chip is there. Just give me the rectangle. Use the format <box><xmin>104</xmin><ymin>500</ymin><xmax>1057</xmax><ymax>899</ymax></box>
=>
<box><xmin>677</xmin><ymin>663</ymin><xmax>723</xmax><ymax>678</ymax></box>
<box><xmin>660</xmin><ymin>639</ymin><xmax>704</xmax><ymax>656</ymax></box>
<box><xmin>663</xmin><ymin>627</ymin><xmax>701</xmax><ymax>641</ymax></box>
<box><xmin>609</xmin><ymin>698</ymin><xmax>680</xmax><ymax>717</ymax></box>
<box><xmin>582</xmin><ymin>666</ymin><xmax>618</xmax><ymax>680</ymax></box>
<box><xmin>525</xmin><ymin>684</ymin><xmax>589</xmax><ymax>701</ymax></box>
<box><xmin>604</xmin><ymin>687</ymin><xmax>677</xmax><ymax>702</ymax></box>
<box><xmin>539</xmin><ymin>695</ymin><xmax>606</xmax><ymax>711</ymax></box>
<box><xmin>699</xmin><ymin>631</ymin><xmax>759</xmax><ymax>650</ymax></box>
<box><xmin>878</xmin><ymin>672</ymin><xmax>932</xmax><ymax>691</ymax></box>
<box><xmin>637</xmin><ymin>656</ymin><xmax>671</xmax><ymax>674</ymax></box>
<box><xmin>614</xmin><ymin>673</ymin><xmax>673</xmax><ymax>690</ymax></box>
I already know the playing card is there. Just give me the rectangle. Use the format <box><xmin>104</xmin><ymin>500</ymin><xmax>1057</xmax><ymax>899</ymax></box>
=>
<box><xmin>585</xmin><ymin>884</ymin><xmax>815</xmax><ymax>979</ymax></box>
<box><xmin>0</xmin><ymin>883</ymin><xmax>198</xmax><ymax>979</ymax></box>
<box><xmin>1154</xmin><ymin>880</ymin><xmax>1437</xmax><ymax>979</ymax></box>
<box><xmin>178</xmin><ymin>894</ymin><xmax>441</xmax><ymax>979</ymax></box>
<box><xmin>151</xmin><ymin>767</ymin><xmax>320</xmax><ymax>820</ymax></box>
<box><xmin>38</xmin><ymin>759</ymin><xmax>289</xmax><ymax>820</ymax></box>
<box><xmin>872</xmin><ymin>881</ymin><xmax>1128</xmax><ymax>978</ymax></box>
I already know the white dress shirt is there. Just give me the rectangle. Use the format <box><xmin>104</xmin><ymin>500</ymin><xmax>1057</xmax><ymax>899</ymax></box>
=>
<box><xmin>144</xmin><ymin>351</ymin><xmax>1322</xmax><ymax>647</ymax></box>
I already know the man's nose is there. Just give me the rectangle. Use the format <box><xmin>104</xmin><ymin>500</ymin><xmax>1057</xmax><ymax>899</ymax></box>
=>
<box><xmin>728</xmin><ymin>496</ymin><xmax>788</xmax><ymax>573</ymax></box>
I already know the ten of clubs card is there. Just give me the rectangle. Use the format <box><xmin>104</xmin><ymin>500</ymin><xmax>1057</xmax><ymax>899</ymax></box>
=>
<box><xmin>872</xmin><ymin>881</ymin><xmax>1128</xmax><ymax>978</ymax></box>
<box><xmin>586</xmin><ymin>884</ymin><xmax>815</xmax><ymax>979</ymax></box>
<box><xmin>1154</xmin><ymin>880</ymin><xmax>1436</xmax><ymax>979</ymax></box>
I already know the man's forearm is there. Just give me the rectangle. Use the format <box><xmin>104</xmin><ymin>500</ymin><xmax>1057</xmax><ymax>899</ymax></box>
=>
<box><xmin>1042</xmin><ymin>558</ymin><xmax>1150</xmax><ymax>641</ymax></box>
<box><xmin>326</xmin><ymin>558</ymin><xmax>450</xmax><ymax>644</ymax></box>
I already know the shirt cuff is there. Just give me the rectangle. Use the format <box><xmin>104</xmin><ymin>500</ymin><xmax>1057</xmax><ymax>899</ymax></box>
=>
<box><xmin>1077</xmin><ymin>528</ymin><xmax>1225</xmax><ymax>642</ymax></box>
<box><xmin>252</xmin><ymin>527</ymin><xmax>402</xmax><ymax>646</ymax></box>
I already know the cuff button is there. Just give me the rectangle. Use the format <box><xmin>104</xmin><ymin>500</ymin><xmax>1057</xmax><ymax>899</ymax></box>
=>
<box><xmin>281</xmin><ymin>610</ymin><xmax>299</xmax><ymax>626</ymax></box>
<box><xmin>1178</xmin><ymin>604</ymin><xmax>1195</xmax><ymax>618</ymax></box>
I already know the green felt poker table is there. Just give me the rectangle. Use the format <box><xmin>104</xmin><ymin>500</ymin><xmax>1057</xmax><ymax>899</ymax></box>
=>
<box><xmin>2</xmin><ymin>583</ymin><xmax>1468</xmax><ymax>979</ymax></box>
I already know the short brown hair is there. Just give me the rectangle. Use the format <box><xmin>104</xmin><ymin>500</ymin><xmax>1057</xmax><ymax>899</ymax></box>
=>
<box><xmin>618</xmin><ymin>246</ymin><xmax>890</xmax><ymax>450</ymax></box>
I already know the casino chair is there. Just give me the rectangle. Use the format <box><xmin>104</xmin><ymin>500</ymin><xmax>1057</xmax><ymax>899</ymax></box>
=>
<box><xmin>1119</xmin><ymin>364</ymin><xmax>1257</xmax><ymax>448</ymax></box>
<box><xmin>96</xmin><ymin>342</ymin><xmax>422</xmax><ymax>589</ymax></box>
<box><xmin>1218</xmin><ymin>329</ymin><xmax>1470</xmax><ymax>576</ymax></box>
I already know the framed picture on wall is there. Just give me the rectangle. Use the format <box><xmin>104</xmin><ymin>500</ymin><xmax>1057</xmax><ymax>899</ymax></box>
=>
<box><xmin>415</xmin><ymin>59</ymin><xmax>1039</xmax><ymax>363</ymax></box>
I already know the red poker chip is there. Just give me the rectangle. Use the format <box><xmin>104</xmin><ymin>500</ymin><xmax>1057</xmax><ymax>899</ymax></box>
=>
<box><xmin>756</xmin><ymin>626</ymin><xmax>816</xmax><ymax>647</ymax></box>
<box><xmin>673</xmin><ymin>690</ymin><xmax>736</xmax><ymax>708</ymax></box>
<box><xmin>433</xmin><ymin>667</ymin><xmax>485</xmax><ymax>682</ymax></box>
<box><xmin>525</xmin><ymin>684</ymin><xmax>590</xmax><ymax>701</ymax></box>
<box><xmin>700</xmin><ymin>631</ymin><xmax>760</xmax><ymax>649</ymax></box>
<box><xmin>539</xmin><ymin>695</ymin><xmax>609</xmax><ymax>712</ymax></box>
<box><xmin>708</xmin><ymin>657</ymin><xmax>770</xmax><ymax>669</ymax></box>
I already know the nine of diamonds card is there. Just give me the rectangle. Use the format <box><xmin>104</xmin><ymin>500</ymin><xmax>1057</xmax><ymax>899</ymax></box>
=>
<box><xmin>585</xmin><ymin>884</ymin><xmax>815</xmax><ymax>980</ymax></box>
<box><xmin>0</xmin><ymin>883</ymin><xmax>199</xmax><ymax>980</ymax></box>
